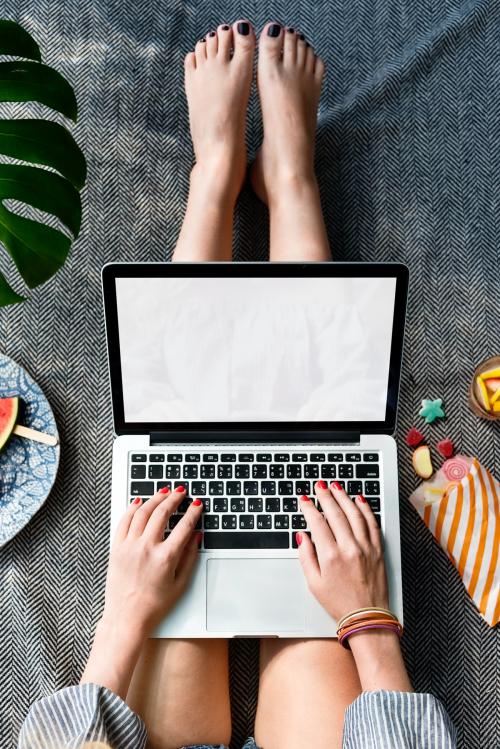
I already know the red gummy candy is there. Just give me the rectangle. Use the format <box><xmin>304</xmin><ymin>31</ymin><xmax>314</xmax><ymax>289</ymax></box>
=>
<box><xmin>405</xmin><ymin>427</ymin><xmax>424</xmax><ymax>447</ymax></box>
<box><xmin>436</xmin><ymin>438</ymin><xmax>454</xmax><ymax>458</ymax></box>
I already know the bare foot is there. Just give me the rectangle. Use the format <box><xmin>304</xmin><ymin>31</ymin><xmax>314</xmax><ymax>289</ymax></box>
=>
<box><xmin>250</xmin><ymin>23</ymin><xmax>325</xmax><ymax>205</ymax></box>
<box><xmin>184</xmin><ymin>21</ymin><xmax>255</xmax><ymax>203</ymax></box>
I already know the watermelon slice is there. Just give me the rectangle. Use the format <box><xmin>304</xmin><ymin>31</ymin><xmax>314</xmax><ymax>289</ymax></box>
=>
<box><xmin>0</xmin><ymin>396</ymin><xmax>19</xmax><ymax>451</ymax></box>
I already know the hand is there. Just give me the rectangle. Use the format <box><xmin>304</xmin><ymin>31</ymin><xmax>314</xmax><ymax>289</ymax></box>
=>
<box><xmin>297</xmin><ymin>481</ymin><xmax>388</xmax><ymax>622</ymax></box>
<box><xmin>102</xmin><ymin>486</ymin><xmax>203</xmax><ymax>635</ymax></box>
<box><xmin>81</xmin><ymin>487</ymin><xmax>203</xmax><ymax>698</ymax></box>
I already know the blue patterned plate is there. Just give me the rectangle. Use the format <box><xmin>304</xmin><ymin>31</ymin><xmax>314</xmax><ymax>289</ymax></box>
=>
<box><xmin>0</xmin><ymin>353</ymin><xmax>60</xmax><ymax>547</ymax></box>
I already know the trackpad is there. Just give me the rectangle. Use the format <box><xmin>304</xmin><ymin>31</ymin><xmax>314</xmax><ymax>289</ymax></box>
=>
<box><xmin>206</xmin><ymin>558</ymin><xmax>306</xmax><ymax>633</ymax></box>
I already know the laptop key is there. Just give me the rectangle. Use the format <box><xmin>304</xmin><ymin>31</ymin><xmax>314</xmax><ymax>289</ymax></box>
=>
<box><xmin>373</xmin><ymin>513</ymin><xmax>381</xmax><ymax>527</ymax></box>
<box><xmin>292</xmin><ymin>514</ymin><xmax>307</xmax><ymax>529</ymax></box>
<box><xmin>248</xmin><ymin>498</ymin><xmax>263</xmax><ymax>512</ymax></box>
<box><xmin>243</xmin><ymin>481</ymin><xmax>259</xmax><ymax>495</ymax></box>
<box><xmin>278</xmin><ymin>481</ymin><xmax>294</xmax><ymax>495</ymax></box>
<box><xmin>227</xmin><ymin>481</ymin><xmax>242</xmax><ymax>495</ymax></box>
<box><xmin>283</xmin><ymin>497</ymin><xmax>298</xmax><ymax>512</ymax></box>
<box><xmin>321</xmin><ymin>465</ymin><xmax>336</xmax><ymax>479</ymax></box>
<box><xmin>131</xmin><ymin>481</ymin><xmax>154</xmax><ymax>496</ymax></box>
<box><xmin>239</xmin><ymin>515</ymin><xmax>254</xmax><ymax>529</ymax></box>
<box><xmin>131</xmin><ymin>454</ymin><xmax>147</xmax><ymax>462</ymax></box>
<box><xmin>327</xmin><ymin>453</ymin><xmax>343</xmax><ymax>462</ymax></box>
<box><xmin>347</xmin><ymin>481</ymin><xmax>363</xmax><ymax>495</ymax></box>
<box><xmin>209</xmin><ymin>481</ymin><xmax>224</xmax><ymax>495</ymax></box>
<box><xmin>275</xmin><ymin>515</ymin><xmax>289</xmax><ymax>529</ymax></box>
<box><xmin>270</xmin><ymin>464</ymin><xmax>285</xmax><ymax>478</ymax></box>
<box><xmin>165</xmin><ymin>465</ymin><xmax>181</xmax><ymax>479</ymax></box>
<box><xmin>150</xmin><ymin>454</ymin><xmax>165</xmax><ymax>462</ymax></box>
<box><xmin>221</xmin><ymin>453</ymin><xmax>236</xmax><ymax>462</ymax></box>
<box><xmin>261</xmin><ymin>481</ymin><xmax>276</xmax><ymax>495</ymax></box>
<box><xmin>157</xmin><ymin>481</ymin><xmax>171</xmax><ymax>492</ymax></box>
<box><xmin>238</xmin><ymin>453</ymin><xmax>254</xmax><ymax>462</ymax></box>
<box><xmin>201</xmin><ymin>465</ymin><xmax>215</xmax><ymax>479</ymax></box>
<box><xmin>356</xmin><ymin>465</ymin><xmax>380</xmax><ymax>479</ymax></box>
<box><xmin>304</xmin><ymin>465</ymin><xmax>319</xmax><ymax>479</ymax></box>
<box><xmin>178</xmin><ymin>499</ymin><xmax>190</xmax><ymax>513</ymax></box>
<box><xmin>368</xmin><ymin>497</ymin><xmax>380</xmax><ymax>512</ymax></box>
<box><xmin>213</xmin><ymin>498</ymin><xmax>228</xmax><ymax>512</ymax></box>
<box><xmin>131</xmin><ymin>465</ymin><xmax>146</xmax><ymax>479</ymax></box>
<box><xmin>257</xmin><ymin>454</ymin><xmax>272</xmax><ymax>462</ymax></box>
<box><xmin>174</xmin><ymin>481</ymin><xmax>189</xmax><ymax>493</ymax></box>
<box><xmin>197</xmin><ymin>498</ymin><xmax>211</xmax><ymax>512</ymax></box>
<box><xmin>167</xmin><ymin>454</ymin><xmax>182</xmax><ymax>462</ymax></box>
<box><xmin>204</xmin><ymin>531</ymin><xmax>289</xmax><ymax>549</ymax></box>
<box><xmin>185</xmin><ymin>454</ymin><xmax>200</xmax><ymax>462</ymax></box>
<box><xmin>363</xmin><ymin>453</ymin><xmax>379</xmax><ymax>462</ymax></box>
<box><xmin>292</xmin><ymin>531</ymin><xmax>311</xmax><ymax>548</ymax></box>
<box><xmin>338</xmin><ymin>465</ymin><xmax>353</xmax><ymax>479</ymax></box>
<box><xmin>235</xmin><ymin>465</ymin><xmax>250</xmax><ymax>479</ymax></box>
<box><xmin>218</xmin><ymin>465</ymin><xmax>233</xmax><ymax>479</ymax></box>
<box><xmin>169</xmin><ymin>514</ymin><xmax>183</xmax><ymax>529</ymax></box>
<box><xmin>346</xmin><ymin>453</ymin><xmax>361</xmax><ymax>462</ymax></box>
<box><xmin>149</xmin><ymin>465</ymin><xmax>163</xmax><ymax>479</ymax></box>
<box><xmin>292</xmin><ymin>453</ymin><xmax>308</xmax><ymax>462</ymax></box>
<box><xmin>257</xmin><ymin>515</ymin><xmax>272</xmax><ymax>529</ymax></box>
<box><xmin>231</xmin><ymin>498</ymin><xmax>246</xmax><ymax>512</ymax></box>
<box><xmin>365</xmin><ymin>481</ymin><xmax>380</xmax><ymax>495</ymax></box>
<box><xmin>183</xmin><ymin>465</ymin><xmax>198</xmax><ymax>479</ymax></box>
<box><xmin>204</xmin><ymin>515</ymin><xmax>219</xmax><ymax>529</ymax></box>
<box><xmin>191</xmin><ymin>482</ymin><xmax>207</xmax><ymax>495</ymax></box>
<box><xmin>203</xmin><ymin>454</ymin><xmax>218</xmax><ymax>462</ymax></box>
<box><xmin>310</xmin><ymin>453</ymin><xmax>325</xmax><ymax>462</ymax></box>
<box><xmin>274</xmin><ymin>453</ymin><xmax>290</xmax><ymax>462</ymax></box>
<box><xmin>295</xmin><ymin>481</ymin><xmax>311</xmax><ymax>495</ymax></box>
<box><xmin>222</xmin><ymin>515</ymin><xmax>237</xmax><ymax>529</ymax></box>
<box><xmin>266</xmin><ymin>497</ymin><xmax>280</xmax><ymax>512</ymax></box>
<box><xmin>287</xmin><ymin>465</ymin><xmax>301</xmax><ymax>478</ymax></box>
<box><xmin>252</xmin><ymin>465</ymin><xmax>268</xmax><ymax>479</ymax></box>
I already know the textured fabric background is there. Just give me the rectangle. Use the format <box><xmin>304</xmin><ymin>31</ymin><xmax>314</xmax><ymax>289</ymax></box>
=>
<box><xmin>0</xmin><ymin>1</ymin><xmax>499</xmax><ymax>747</ymax></box>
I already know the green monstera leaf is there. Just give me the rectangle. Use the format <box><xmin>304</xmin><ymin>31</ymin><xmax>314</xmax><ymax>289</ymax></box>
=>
<box><xmin>0</xmin><ymin>19</ymin><xmax>86</xmax><ymax>306</ymax></box>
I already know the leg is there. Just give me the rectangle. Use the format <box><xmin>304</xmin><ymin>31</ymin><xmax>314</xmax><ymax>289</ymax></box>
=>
<box><xmin>127</xmin><ymin>638</ymin><xmax>231</xmax><ymax>749</ymax></box>
<box><xmin>173</xmin><ymin>21</ymin><xmax>255</xmax><ymax>261</ymax></box>
<box><xmin>250</xmin><ymin>24</ymin><xmax>330</xmax><ymax>261</ymax></box>
<box><xmin>255</xmin><ymin>638</ymin><xmax>362</xmax><ymax>749</ymax></box>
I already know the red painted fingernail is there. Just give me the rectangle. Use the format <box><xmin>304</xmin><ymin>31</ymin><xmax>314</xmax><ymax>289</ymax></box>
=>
<box><xmin>357</xmin><ymin>494</ymin><xmax>367</xmax><ymax>503</ymax></box>
<box><xmin>296</xmin><ymin>532</ymin><xmax>303</xmax><ymax>546</ymax></box>
<box><xmin>300</xmin><ymin>495</ymin><xmax>311</xmax><ymax>502</ymax></box>
<box><xmin>176</xmin><ymin>485</ymin><xmax>185</xmax><ymax>492</ymax></box>
<box><xmin>195</xmin><ymin>531</ymin><xmax>203</xmax><ymax>546</ymax></box>
<box><xmin>133</xmin><ymin>497</ymin><xmax>142</xmax><ymax>505</ymax></box>
<box><xmin>331</xmin><ymin>482</ymin><xmax>342</xmax><ymax>491</ymax></box>
<box><xmin>316</xmin><ymin>480</ymin><xmax>327</xmax><ymax>489</ymax></box>
<box><xmin>192</xmin><ymin>498</ymin><xmax>203</xmax><ymax>506</ymax></box>
<box><xmin>159</xmin><ymin>487</ymin><xmax>170</xmax><ymax>494</ymax></box>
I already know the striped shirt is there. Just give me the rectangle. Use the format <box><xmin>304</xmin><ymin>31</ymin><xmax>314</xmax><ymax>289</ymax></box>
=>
<box><xmin>18</xmin><ymin>683</ymin><xmax>457</xmax><ymax>748</ymax></box>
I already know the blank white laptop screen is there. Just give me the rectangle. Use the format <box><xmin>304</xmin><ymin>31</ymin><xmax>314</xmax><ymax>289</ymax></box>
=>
<box><xmin>115</xmin><ymin>276</ymin><xmax>397</xmax><ymax>423</ymax></box>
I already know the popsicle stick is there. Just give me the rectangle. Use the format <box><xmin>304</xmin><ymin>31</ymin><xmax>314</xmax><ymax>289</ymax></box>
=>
<box><xmin>13</xmin><ymin>424</ymin><xmax>59</xmax><ymax>447</ymax></box>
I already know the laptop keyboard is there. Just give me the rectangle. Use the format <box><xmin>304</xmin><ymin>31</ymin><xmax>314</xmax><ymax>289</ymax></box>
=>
<box><xmin>129</xmin><ymin>451</ymin><xmax>381</xmax><ymax>549</ymax></box>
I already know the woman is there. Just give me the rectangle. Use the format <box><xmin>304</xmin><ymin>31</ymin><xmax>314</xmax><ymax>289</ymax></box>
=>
<box><xmin>19</xmin><ymin>20</ymin><xmax>456</xmax><ymax>749</ymax></box>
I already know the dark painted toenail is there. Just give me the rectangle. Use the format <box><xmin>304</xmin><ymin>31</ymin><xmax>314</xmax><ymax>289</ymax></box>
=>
<box><xmin>287</xmin><ymin>27</ymin><xmax>295</xmax><ymax>33</ymax></box>
<box><xmin>268</xmin><ymin>24</ymin><xmax>281</xmax><ymax>37</ymax></box>
<box><xmin>237</xmin><ymin>22</ymin><xmax>250</xmax><ymax>35</ymax></box>
<box><xmin>299</xmin><ymin>33</ymin><xmax>305</xmax><ymax>40</ymax></box>
<box><xmin>209</xmin><ymin>31</ymin><xmax>216</xmax><ymax>37</ymax></box>
<box><xmin>222</xmin><ymin>25</ymin><xmax>230</xmax><ymax>30</ymax></box>
<box><xmin>306</xmin><ymin>42</ymin><xmax>310</xmax><ymax>47</ymax></box>
<box><xmin>200</xmin><ymin>38</ymin><xmax>206</xmax><ymax>42</ymax></box>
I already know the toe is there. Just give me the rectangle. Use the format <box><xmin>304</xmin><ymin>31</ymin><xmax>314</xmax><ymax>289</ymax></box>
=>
<box><xmin>296</xmin><ymin>33</ymin><xmax>307</xmax><ymax>67</ymax></box>
<box><xmin>305</xmin><ymin>44</ymin><xmax>316</xmax><ymax>74</ymax></box>
<box><xmin>184</xmin><ymin>51</ymin><xmax>196</xmax><ymax>71</ymax></box>
<box><xmin>232</xmin><ymin>19</ymin><xmax>255</xmax><ymax>60</ymax></box>
<box><xmin>195</xmin><ymin>38</ymin><xmax>207</xmax><ymax>64</ymax></box>
<box><xmin>260</xmin><ymin>21</ymin><xmax>284</xmax><ymax>59</ymax></box>
<box><xmin>283</xmin><ymin>25</ymin><xmax>298</xmax><ymax>65</ymax></box>
<box><xmin>217</xmin><ymin>23</ymin><xmax>233</xmax><ymax>60</ymax></box>
<box><xmin>315</xmin><ymin>56</ymin><xmax>326</xmax><ymax>81</ymax></box>
<box><xmin>206</xmin><ymin>29</ymin><xmax>218</xmax><ymax>57</ymax></box>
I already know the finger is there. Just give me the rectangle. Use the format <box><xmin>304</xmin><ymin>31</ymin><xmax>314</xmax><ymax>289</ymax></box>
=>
<box><xmin>314</xmin><ymin>481</ymin><xmax>358</xmax><ymax>547</ymax></box>
<box><xmin>327</xmin><ymin>481</ymin><xmax>371</xmax><ymax>546</ymax></box>
<box><xmin>296</xmin><ymin>531</ymin><xmax>321</xmax><ymax>590</ymax></box>
<box><xmin>128</xmin><ymin>486</ymin><xmax>173</xmax><ymax>537</ymax></box>
<box><xmin>160</xmin><ymin>498</ymin><xmax>204</xmax><ymax>556</ymax></box>
<box><xmin>355</xmin><ymin>493</ymin><xmax>383</xmax><ymax>550</ymax></box>
<box><xmin>299</xmin><ymin>495</ymin><xmax>337</xmax><ymax>567</ymax></box>
<box><xmin>174</xmin><ymin>531</ymin><xmax>203</xmax><ymax>590</ymax></box>
<box><xmin>114</xmin><ymin>496</ymin><xmax>143</xmax><ymax>544</ymax></box>
<box><xmin>145</xmin><ymin>486</ymin><xmax>190</xmax><ymax>542</ymax></box>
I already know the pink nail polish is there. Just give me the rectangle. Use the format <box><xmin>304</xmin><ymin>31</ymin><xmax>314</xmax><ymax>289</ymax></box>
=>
<box><xmin>176</xmin><ymin>485</ymin><xmax>185</xmax><ymax>493</ymax></box>
<box><xmin>357</xmin><ymin>494</ymin><xmax>367</xmax><ymax>503</ymax></box>
<box><xmin>159</xmin><ymin>487</ymin><xmax>170</xmax><ymax>494</ymax></box>
<box><xmin>296</xmin><ymin>532</ymin><xmax>303</xmax><ymax>546</ymax></box>
<box><xmin>133</xmin><ymin>497</ymin><xmax>142</xmax><ymax>505</ymax></box>
<box><xmin>316</xmin><ymin>480</ymin><xmax>327</xmax><ymax>489</ymax></box>
<box><xmin>331</xmin><ymin>481</ymin><xmax>342</xmax><ymax>491</ymax></box>
<box><xmin>192</xmin><ymin>498</ymin><xmax>203</xmax><ymax>506</ymax></box>
<box><xmin>300</xmin><ymin>495</ymin><xmax>311</xmax><ymax>502</ymax></box>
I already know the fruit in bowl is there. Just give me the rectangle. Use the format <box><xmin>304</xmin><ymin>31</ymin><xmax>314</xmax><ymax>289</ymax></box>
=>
<box><xmin>470</xmin><ymin>358</ymin><xmax>500</xmax><ymax>420</ymax></box>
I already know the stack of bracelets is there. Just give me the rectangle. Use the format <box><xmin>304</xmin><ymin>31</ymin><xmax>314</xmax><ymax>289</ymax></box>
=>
<box><xmin>336</xmin><ymin>607</ymin><xmax>403</xmax><ymax>649</ymax></box>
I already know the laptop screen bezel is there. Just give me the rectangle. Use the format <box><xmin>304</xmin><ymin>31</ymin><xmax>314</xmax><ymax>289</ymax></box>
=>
<box><xmin>102</xmin><ymin>262</ymin><xmax>409</xmax><ymax>438</ymax></box>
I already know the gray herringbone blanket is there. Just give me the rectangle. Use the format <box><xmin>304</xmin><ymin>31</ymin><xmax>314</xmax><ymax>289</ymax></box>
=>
<box><xmin>1</xmin><ymin>1</ymin><xmax>499</xmax><ymax>747</ymax></box>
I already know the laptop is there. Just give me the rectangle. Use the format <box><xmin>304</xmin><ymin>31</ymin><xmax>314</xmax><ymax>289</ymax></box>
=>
<box><xmin>102</xmin><ymin>261</ymin><xmax>409</xmax><ymax>637</ymax></box>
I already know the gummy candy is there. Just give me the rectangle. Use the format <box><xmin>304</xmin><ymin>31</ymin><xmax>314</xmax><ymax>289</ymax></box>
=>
<box><xmin>419</xmin><ymin>398</ymin><xmax>445</xmax><ymax>424</ymax></box>
<box><xmin>406</xmin><ymin>427</ymin><xmax>424</xmax><ymax>447</ymax></box>
<box><xmin>436</xmin><ymin>438</ymin><xmax>454</xmax><ymax>459</ymax></box>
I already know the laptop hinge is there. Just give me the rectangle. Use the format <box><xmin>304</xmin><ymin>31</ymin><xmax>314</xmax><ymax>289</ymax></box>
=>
<box><xmin>149</xmin><ymin>430</ymin><xmax>361</xmax><ymax>445</ymax></box>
